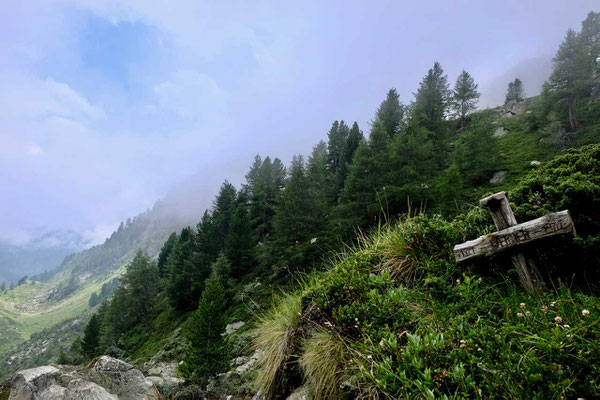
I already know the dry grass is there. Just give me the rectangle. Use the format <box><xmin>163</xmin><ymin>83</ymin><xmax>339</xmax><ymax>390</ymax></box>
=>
<box><xmin>253</xmin><ymin>293</ymin><xmax>302</xmax><ymax>398</ymax></box>
<box><xmin>299</xmin><ymin>328</ymin><xmax>348</xmax><ymax>400</ymax></box>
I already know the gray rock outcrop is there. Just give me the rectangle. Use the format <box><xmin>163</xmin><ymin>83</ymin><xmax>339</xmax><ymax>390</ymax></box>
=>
<box><xmin>7</xmin><ymin>356</ymin><xmax>157</xmax><ymax>400</ymax></box>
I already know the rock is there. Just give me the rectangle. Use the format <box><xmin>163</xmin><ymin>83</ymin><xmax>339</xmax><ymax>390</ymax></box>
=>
<box><xmin>88</xmin><ymin>356</ymin><xmax>155</xmax><ymax>400</ymax></box>
<box><xmin>93</xmin><ymin>356</ymin><xmax>133</xmax><ymax>373</ymax></box>
<box><xmin>493</xmin><ymin>127</ymin><xmax>507</xmax><ymax>137</ymax></box>
<box><xmin>9</xmin><ymin>365</ymin><xmax>62</xmax><ymax>400</ymax></box>
<box><xmin>502</xmin><ymin>100</ymin><xmax>524</xmax><ymax>117</ymax></box>
<box><xmin>235</xmin><ymin>350</ymin><xmax>262</xmax><ymax>374</ymax></box>
<box><xmin>225</xmin><ymin>321</ymin><xmax>245</xmax><ymax>335</ymax></box>
<box><xmin>63</xmin><ymin>379</ymin><xmax>117</xmax><ymax>400</ymax></box>
<box><xmin>38</xmin><ymin>384</ymin><xmax>66</xmax><ymax>399</ymax></box>
<box><xmin>489</xmin><ymin>170</ymin><xmax>508</xmax><ymax>184</ymax></box>
<box><xmin>147</xmin><ymin>366</ymin><xmax>162</xmax><ymax>376</ymax></box>
<box><xmin>530</xmin><ymin>160</ymin><xmax>541</xmax><ymax>167</ymax></box>
<box><xmin>286</xmin><ymin>386</ymin><xmax>310</xmax><ymax>400</ymax></box>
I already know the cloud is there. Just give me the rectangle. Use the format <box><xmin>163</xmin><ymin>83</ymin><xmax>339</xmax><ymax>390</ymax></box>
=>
<box><xmin>154</xmin><ymin>70</ymin><xmax>230</xmax><ymax>122</ymax></box>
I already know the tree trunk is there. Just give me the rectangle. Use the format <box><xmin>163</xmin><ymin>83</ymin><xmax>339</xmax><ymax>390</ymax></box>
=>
<box><xmin>568</xmin><ymin>95</ymin><xmax>579</xmax><ymax>131</ymax></box>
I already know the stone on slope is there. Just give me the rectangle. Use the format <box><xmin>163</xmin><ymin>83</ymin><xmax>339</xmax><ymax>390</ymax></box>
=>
<box><xmin>63</xmin><ymin>379</ymin><xmax>117</xmax><ymax>400</ymax></box>
<box><xmin>88</xmin><ymin>356</ymin><xmax>155</xmax><ymax>400</ymax></box>
<box><xmin>38</xmin><ymin>384</ymin><xmax>66</xmax><ymax>400</ymax></box>
<box><xmin>9</xmin><ymin>365</ymin><xmax>61</xmax><ymax>400</ymax></box>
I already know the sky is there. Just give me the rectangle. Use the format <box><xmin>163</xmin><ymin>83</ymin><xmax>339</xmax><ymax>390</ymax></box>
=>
<box><xmin>0</xmin><ymin>0</ymin><xmax>598</xmax><ymax>247</ymax></box>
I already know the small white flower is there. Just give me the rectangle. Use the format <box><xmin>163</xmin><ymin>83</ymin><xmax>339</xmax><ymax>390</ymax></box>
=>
<box><xmin>477</xmin><ymin>347</ymin><xmax>483</xmax><ymax>352</ymax></box>
<box><xmin>563</xmin><ymin>324</ymin><xmax>570</xmax><ymax>329</ymax></box>
<box><xmin>519</xmin><ymin>303</ymin><xmax>526</xmax><ymax>309</ymax></box>
<box><xmin>459</xmin><ymin>339</ymin><xmax>466</xmax><ymax>348</ymax></box>
<box><xmin>367</xmin><ymin>355</ymin><xmax>372</xmax><ymax>359</ymax></box>
<box><xmin>517</xmin><ymin>312</ymin><xmax>524</xmax><ymax>318</ymax></box>
<box><xmin>555</xmin><ymin>316</ymin><xmax>563</xmax><ymax>323</ymax></box>
<box><xmin>456</xmin><ymin>279</ymin><xmax>461</xmax><ymax>284</ymax></box>
<box><xmin>582</xmin><ymin>309</ymin><xmax>590</xmax><ymax>316</ymax></box>
<box><xmin>566</xmin><ymin>334</ymin><xmax>572</xmax><ymax>338</ymax></box>
<box><xmin>525</xmin><ymin>311</ymin><xmax>531</xmax><ymax>318</ymax></box>
<box><xmin>551</xmin><ymin>302</ymin><xmax>556</xmax><ymax>308</ymax></box>
<box><xmin>541</xmin><ymin>306</ymin><xmax>548</xmax><ymax>313</ymax></box>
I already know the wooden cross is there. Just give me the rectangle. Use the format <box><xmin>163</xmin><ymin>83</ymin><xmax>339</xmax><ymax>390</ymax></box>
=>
<box><xmin>453</xmin><ymin>191</ymin><xmax>576</xmax><ymax>294</ymax></box>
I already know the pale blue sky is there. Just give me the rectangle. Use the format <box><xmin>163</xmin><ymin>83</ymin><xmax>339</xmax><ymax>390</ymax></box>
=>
<box><xmin>0</xmin><ymin>0</ymin><xmax>597</xmax><ymax>246</ymax></box>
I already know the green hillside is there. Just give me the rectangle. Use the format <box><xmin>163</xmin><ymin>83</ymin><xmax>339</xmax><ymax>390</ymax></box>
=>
<box><xmin>3</xmin><ymin>11</ymin><xmax>600</xmax><ymax>399</ymax></box>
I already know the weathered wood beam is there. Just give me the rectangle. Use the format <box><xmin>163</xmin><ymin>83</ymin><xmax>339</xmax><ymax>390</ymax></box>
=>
<box><xmin>454</xmin><ymin>210</ymin><xmax>575</xmax><ymax>263</ymax></box>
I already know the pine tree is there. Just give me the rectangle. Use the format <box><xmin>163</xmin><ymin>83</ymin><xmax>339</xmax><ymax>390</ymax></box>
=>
<box><xmin>375</xmin><ymin>88</ymin><xmax>404</xmax><ymax>138</ymax></box>
<box><xmin>157</xmin><ymin>232</ymin><xmax>178</xmax><ymax>278</ymax></box>
<box><xmin>548</xmin><ymin>29</ymin><xmax>584</xmax><ymax>131</ymax></box>
<box><xmin>247</xmin><ymin>156</ymin><xmax>285</xmax><ymax>240</ymax></box>
<box><xmin>505</xmin><ymin>78</ymin><xmax>525</xmax><ymax>104</ymax></box>
<box><xmin>81</xmin><ymin>314</ymin><xmax>101</xmax><ymax>359</ymax></box>
<box><xmin>180</xmin><ymin>275</ymin><xmax>229</xmax><ymax>385</ymax></box>
<box><xmin>412</xmin><ymin>62</ymin><xmax>451</xmax><ymax>135</ymax></box>
<box><xmin>212</xmin><ymin>181</ymin><xmax>237</xmax><ymax>244</ymax></box>
<box><xmin>224</xmin><ymin>203</ymin><xmax>255</xmax><ymax>276</ymax></box>
<box><xmin>580</xmin><ymin>12</ymin><xmax>600</xmax><ymax>95</ymax></box>
<box><xmin>452</xmin><ymin>70</ymin><xmax>480</xmax><ymax>130</ymax></box>
<box><xmin>167</xmin><ymin>227</ymin><xmax>209</xmax><ymax>310</ymax></box>
<box><xmin>121</xmin><ymin>250</ymin><xmax>159</xmax><ymax>322</ymax></box>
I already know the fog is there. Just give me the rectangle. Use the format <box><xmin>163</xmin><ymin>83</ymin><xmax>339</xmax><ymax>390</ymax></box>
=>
<box><xmin>0</xmin><ymin>0</ymin><xmax>597</xmax><ymax>253</ymax></box>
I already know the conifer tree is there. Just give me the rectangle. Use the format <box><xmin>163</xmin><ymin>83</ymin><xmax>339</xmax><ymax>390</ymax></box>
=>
<box><xmin>505</xmin><ymin>78</ymin><xmax>525</xmax><ymax>104</ymax></box>
<box><xmin>157</xmin><ymin>232</ymin><xmax>178</xmax><ymax>278</ymax></box>
<box><xmin>81</xmin><ymin>314</ymin><xmax>101</xmax><ymax>359</ymax></box>
<box><xmin>375</xmin><ymin>88</ymin><xmax>404</xmax><ymax>138</ymax></box>
<box><xmin>212</xmin><ymin>181</ymin><xmax>237</xmax><ymax>243</ymax></box>
<box><xmin>180</xmin><ymin>274</ymin><xmax>228</xmax><ymax>385</ymax></box>
<box><xmin>167</xmin><ymin>227</ymin><xmax>208</xmax><ymax>310</ymax></box>
<box><xmin>548</xmin><ymin>29</ymin><xmax>584</xmax><ymax>131</ymax></box>
<box><xmin>225</xmin><ymin>203</ymin><xmax>255</xmax><ymax>276</ymax></box>
<box><xmin>247</xmin><ymin>156</ymin><xmax>285</xmax><ymax>240</ymax></box>
<box><xmin>121</xmin><ymin>250</ymin><xmax>159</xmax><ymax>321</ymax></box>
<box><xmin>412</xmin><ymin>62</ymin><xmax>451</xmax><ymax>135</ymax></box>
<box><xmin>452</xmin><ymin>70</ymin><xmax>480</xmax><ymax>130</ymax></box>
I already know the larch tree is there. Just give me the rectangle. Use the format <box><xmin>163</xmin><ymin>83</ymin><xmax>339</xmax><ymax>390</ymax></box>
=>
<box><xmin>452</xmin><ymin>70</ymin><xmax>480</xmax><ymax>130</ymax></box>
<box><xmin>180</xmin><ymin>274</ymin><xmax>229</xmax><ymax>385</ymax></box>
<box><xmin>548</xmin><ymin>29</ymin><xmax>584</xmax><ymax>131</ymax></box>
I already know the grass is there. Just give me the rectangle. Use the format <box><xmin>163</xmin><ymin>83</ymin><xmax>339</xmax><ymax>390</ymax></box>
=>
<box><xmin>299</xmin><ymin>328</ymin><xmax>348</xmax><ymax>399</ymax></box>
<box><xmin>0</xmin><ymin>265</ymin><xmax>126</xmax><ymax>354</ymax></box>
<box><xmin>253</xmin><ymin>293</ymin><xmax>302</xmax><ymax>398</ymax></box>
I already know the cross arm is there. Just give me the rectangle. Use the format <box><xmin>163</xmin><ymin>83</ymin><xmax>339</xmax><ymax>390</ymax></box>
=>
<box><xmin>454</xmin><ymin>210</ymin><xmax>576</xmax><ymax>263</ymax></box>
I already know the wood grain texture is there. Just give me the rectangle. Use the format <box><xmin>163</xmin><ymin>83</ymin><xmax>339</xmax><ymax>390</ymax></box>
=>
<box><xmin>454</xmin><ymin>210</ymin><xmax>575</xmax><ymax>263</ymax></box>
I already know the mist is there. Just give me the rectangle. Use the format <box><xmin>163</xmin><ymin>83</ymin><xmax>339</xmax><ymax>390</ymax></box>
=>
<box><xmin>0</xmin><ymin>0</ymin><xmax>598</xmax><ymax>257</ymax></box>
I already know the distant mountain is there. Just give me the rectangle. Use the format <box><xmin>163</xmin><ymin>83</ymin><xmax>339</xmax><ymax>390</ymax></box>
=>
<box><xmin>0</xmin><ymin>230</ymin><xmax>88</xmax><ymax>284</ymax></box>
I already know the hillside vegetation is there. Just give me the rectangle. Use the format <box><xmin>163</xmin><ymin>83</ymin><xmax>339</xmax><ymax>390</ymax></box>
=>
<box><xmin>3</xmin><ymin>10</ymin><xmax>600</xmax><ymax>399</ymax></box>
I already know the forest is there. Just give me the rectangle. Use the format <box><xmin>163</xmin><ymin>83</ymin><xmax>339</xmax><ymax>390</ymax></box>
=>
<box><xmin>58</xmin><ymin>11</ymin><xmax>600</xmax><ymax>399</ymax></box>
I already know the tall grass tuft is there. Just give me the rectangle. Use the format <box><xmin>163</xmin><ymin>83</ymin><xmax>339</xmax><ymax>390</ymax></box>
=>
<box><xmin>299</xmin><ymin>328</ymin><xmax>348</xmax><ymax>400</ymax></box>
<box><xmin>253</xmin><ymin>293</ymin><xmax>302</xmax><ymax>398</ymax></box>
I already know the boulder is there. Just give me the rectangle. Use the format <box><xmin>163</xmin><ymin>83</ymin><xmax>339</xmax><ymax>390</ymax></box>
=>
<box><xmin>489</xmin><ymin>170</ymin><xmax>508</xmax><ymax>184</ymax></box>
<box><xmin>89</xmin><ymin>356</ymin><xmax>155</xmax><ymax>400</ymax></box>
<box><xmin>63</xmin><ymin>379</ymin><xmax>117</xmax><ymax>400</ymax></box>
<box><xmin>9</xmin><ymin>365</ymin><xmax>61</xmax><ymax>400</ymax></box>
<box><xmin>38</xmin><ymin>384</ymin><xmax>66</xmax><ymax>400</ymax></box>
<box><xmin>225</xmin><ymin>321</ymin><xmax>245</xmax><ymax>335</ymax></box>
<box><xmin>502</xmin><ymin>100</ymin><xmax>524</xmax><ymax>117</ymax></box>
<box><xmin>493</xmin><ymin>127</ymin><xmax>507</xmax><ymax>137</ymax></box>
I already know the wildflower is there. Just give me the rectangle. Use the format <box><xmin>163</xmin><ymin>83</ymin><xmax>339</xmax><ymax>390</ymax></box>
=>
<box><xmin>519</xmin><ymin>303</ymin><xmax>526</xmax><ymax>309</ymax></box>
<box><xmin>456</xmin><ymin>279</ymin><xmax>461</xmax><ymax>284</ymax></box>
<box><xmin>555</xmin><ymin>316</ymin><xmax>563</xmax><ymax>323</ymax></box>
<box><xmin>379</xmin><ymin>340</ymin><xmax>384</xmax><ymax>347</ymax></box>
<box><xmin>582</xmin><ymin>309</ymin><xmax>590</xmax><ymax>316</ymax></box>
<box><xmin>459</xmin><ymin>340</ymin><xmax>466</xmax><ymax>348</ymax></box>
<box><xmin>551</xmin><ymin>302</ymin><xmax>556</xmax><ymax>308</ymax></box>
<box><xmin>517</xmin><ymin>312</ymin><xmax>524</xmax><ymax>318</ymax></box>
<box><xmin>563</xmin><ymin>324</ymin><xmax>570</xmax><ymax>329</ymax></box>
<box><xmin>525</xmin><ymin>311</ymin><xmax>531</xmax><ymax>318</ymax></box>
<box><xmin>477</xmin><ymin>347</ymin><xmax>483</xmax><ymax>352</ymax></box>
<box><xmin>367</xmin><ymin>355</ymin><xmax>372</xmax><ymax>359</ymax></box>
<box><xmin>566</xmin><ymin>334</ymin><xmax>572</xmax><ymax>338</ymax></box>
<box><xmin>541</xmin><ymin>306</ymin><xmax>548</xmax><ymax>313</ymax></box>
